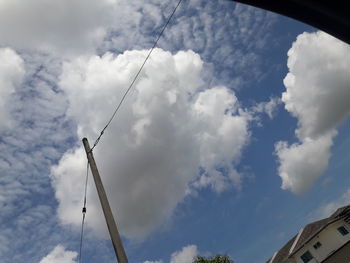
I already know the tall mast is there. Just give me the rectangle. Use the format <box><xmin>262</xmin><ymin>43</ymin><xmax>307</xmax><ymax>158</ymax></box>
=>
<box><xmin>82</xmin><ymin>138</ymin><xmax>128</xmax><ymax>263</ymax></box>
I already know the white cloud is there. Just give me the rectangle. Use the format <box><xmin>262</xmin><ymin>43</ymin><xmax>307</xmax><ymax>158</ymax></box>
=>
<box><xmin>282</xmin><ymin>32</ymin><xmax>350</xmax><ymax>139</ymax></box>
<box><xmin>0</xmin><ymin>52</ymin><xmax>71</xmax><ymax>206</ymax></box>
<box><xmin>0</xmin><ymin>48</ymin><xmax>24</xmax><ymax>128</ymax></box>
<box><xmin>38</xmin><ymin>245</ymin><xmax>77</xmax><ymax>263</ymax></box>
<box><xmin>0</xmin><ymin>1</ymin><xmax>281</xmax><ymax>261</ymax></box>
<box><xmin>252</xmin><ymin>97</ymin><xmax>281</xmax><ymax>119</ymax></box>
<box><xmin>0</xmin><ymin>52</ymin><xmax>76</xmax><ymax>263</ymax></box>
<box><xmin>102</xmin><ymin>1</ymin><xmax>276</xmax><ymax>88</ymax></box>
<box><xmin>275</xmin><ymin>31</ymin><xmax>350</xmax><ymax>194</ymax></box>
<box><xmin>191</xmin><ymin>87</ymin><xmax>250</xmax><ymax>192</ymax></box>
<box><xmin>0</xmin><ymin>0</ymin><xmax>116</xmax><ymax>55</ymax></box>
<box><xmin>275</xmin><ymin>132</ymin><xmax>335</xmax><ymax>194</ymax></box>
<box><xmin>170</xmin><ymin>245</ymin><xmax>198</xmax><ymax>263</ymax></box>
<box><xmin>0</xmin><ymin>0</ymin><xmax>276</xmax><ymax>84</ymax></box>
<box><xmin>51</xmin><ymin>48</ymin><xmax>251</xmax><ymax>239</ymax></box>
<box><xmin>143</xmin><ymin>244</ymin><xmax>198</xmax><ymax>263</ymax></box>
<box><xmin>0</xmin><ymin>2</ymin><xmax>279</xmax><ymax>260</ymax></box>
<box><xmin>310</xmin><ymin>188</ymin><xmax>350</xmax><ymax>220</ymax></box>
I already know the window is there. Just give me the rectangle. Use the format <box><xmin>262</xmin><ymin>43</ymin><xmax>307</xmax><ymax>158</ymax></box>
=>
<box><xmin>313</xmin><ymin>241</ymin><xmax>322</xmax><ymax>249</ymax></box>
<box><xmin>337</xmin><ymin>226</ymin><xmax>349</xmax><ymax>236</ymax></box>
<box><xmin>300</xmin><ymin>251</ymin><xmax>313</xmax><ymax>263</ymax></box>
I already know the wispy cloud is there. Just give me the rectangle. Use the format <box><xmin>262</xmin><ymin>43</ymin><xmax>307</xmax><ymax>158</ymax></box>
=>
<box><xmin>0</xmin><ymin>48</ymin><xmax>24</xmax><ymax>129</ymax></box>
<box><xmin>251</xmin><ymin>96</ymin><xmax>281</xmax><ymax>119</ymax></box>
<box><xmin>102</xmin><ymin>0</ymin><xmax>277</xmax><ymax>88</ymax></box>
<box><xmin>0</xmin><ymin>51</ymin><xmax>76</xmax><ymax>263</ymax></box>
<box><xmin>310</xmin><ymin>189</ymin><xmax>350</xmax><ymax>220</ymax></box>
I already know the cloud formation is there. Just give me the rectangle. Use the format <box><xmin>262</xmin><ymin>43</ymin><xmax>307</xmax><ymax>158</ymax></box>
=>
<box><xmin>0</xmin><ymin>0</ymin><xmax>116</xmax><ymax>55</ymax></box>
<box><xmin>275</xmin><ymin>133</ymin><xmax>334</xmax><ymax>194</ymax></box>
<box><xmin>252</xmin><ymin>97</ymin><xmax>281</xmax><ymax>119</ymax></box>
<box><xmin>0</xmin><ymin>51</ymin><xmax>76</xmax><ymax>263</ymax></box>
<box><xmin>0</xmin><ymin>0</ymin><xmax>275</xmax><ymax>73</ymax></box>
<box><xmin>0</xmin><ymin>48</ymin><xmax>24</xmax><ymax>128</ymax></box>
<box><xmin>144</xmin><ymin>244</ymin><xmax>198</xmax><ymax>263</ymax></box>
<box><xmin>51</xmin><ymin>48</ymin><xmax>251</xmax><ymax>239</ymax></box>
<box><xmin>311</xmin><ymin>188</ymin><xmax>350</xmax><ymax>220</ymax></box>
<box><xmin>102</xmin><ymin>0</ymin><xmax>276</xmax><ymax>89</ymax></box>
<box><xmin>0</xmin><ymin>1</ymin><xmax>294</xmax><ymax>262</ymax></box>
<box><xmin>0</xmin><ymin>1</ymin><xmax>279</xmax><ymax>260</ymax></box>
<box><xmin>275</xmin><ymin>31</ymin><xmax>350</xmax><ymax>194</ymax></box>
<box><xmin>38</xmin><ymin>245</ymin><xmax>77</xmax><ymax>263</ymax></box>
<box><xmin>170</xmin><ymin>245</ymin><xmax>198</xmax><ymax>263</ymax></box>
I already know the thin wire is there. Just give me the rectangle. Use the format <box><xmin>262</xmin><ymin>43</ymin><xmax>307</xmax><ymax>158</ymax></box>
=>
<box><xmin>83</xmin><ymin>161</ymin><xmax>89</xmax><ymax>205</ymax></box>
<box><xmin>78</xmin><ymin>161</ymin><xmax>89</xmax><ymax>263</ymax></box>
<box><xmin>90</xmin><ymin>0</ymin><xmax>184</xmax><ymax>152</ymax></box>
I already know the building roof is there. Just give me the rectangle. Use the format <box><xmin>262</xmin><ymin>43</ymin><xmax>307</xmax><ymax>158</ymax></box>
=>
<box><xmin>267</xmin><ymin>235</ymin><xmax>297</xmax><ymax>263</ymax></box>
<box><xmin>267</xmin><ymin>205</ymin><xmax>350</xmax><ymax>263</ymax></box>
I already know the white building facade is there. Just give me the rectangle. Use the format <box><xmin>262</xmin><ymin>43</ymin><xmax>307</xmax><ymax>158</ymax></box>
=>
<box><xmin>267</xmin><ymin>205</ymin><xmax>350</xmax><ymax>263</ymax></box>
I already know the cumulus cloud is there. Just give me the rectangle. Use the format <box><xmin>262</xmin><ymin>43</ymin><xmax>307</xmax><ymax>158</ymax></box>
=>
<box><xmin>0</xmin><ymin>1</ymin><xmax>279</xmax><ymax>261</ymax></box>
<box><xmin>38</xmin><ymin>245</ymin><xmax>77</xmax><ymax>263</ymax></box>
<box><xmin>275</xmin><ymin>132</ymin><xmax>335</xmax><ymax>194</ymax></box>
<box><xmin>0</xmin><ymin>1</ymin><xmax>278</xmax><ymax>260</ymax></box>
<box><xmin>170</xmin><ymin>245</ymin><xmax>198</xmax><ymax>263</ymax></box>
<box><xmin>0</xmin><ymin>48</ymin><xmax>24</xmax><ymax>128</ymax></box>
<box><xmin>51</xmin><ymin>48</ymin><xmax>251</xmax><ymax>239</ymax></box>
<box><xmin>275</xmin><ymin>31</ymin><xmax>350</xmax><ymax>194</ymax></box>
<box><xmin>144</xmin><ymin>244</ymin><xmax>198</xmax><ymax>263</ymax></box>
<box><xmin>283</xmin><ymin>32</ymin><xmax>350</xmax><ymax>139</ymax></box>
<box><xmin>0</xmin><ymin>0</ymin><xmax>116</xmax><ymax>55</ymax></box>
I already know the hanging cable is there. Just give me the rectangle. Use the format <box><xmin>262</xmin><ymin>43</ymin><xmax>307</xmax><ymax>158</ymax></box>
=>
<box><xmin>78</xmin><ymin>161</ymin><xmax>89</xmax><ymax>263</ymax></box>
<box><xmin>89</xmin><ymin>0</ymin><xmax>184</xmax><ymax>152</ymax></box>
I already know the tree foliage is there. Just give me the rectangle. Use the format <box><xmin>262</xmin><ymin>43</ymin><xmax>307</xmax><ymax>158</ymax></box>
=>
<box><xmin>193</xmin><ymin>254</ymin><xmax>234</xmax><ymax>263</ymax></box>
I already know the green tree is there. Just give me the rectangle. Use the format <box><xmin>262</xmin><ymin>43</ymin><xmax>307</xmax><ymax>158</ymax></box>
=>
<box><xmin>193</xmin><ymin>254</ymin><xmax>234</xmax><ymax>263</ymax></box>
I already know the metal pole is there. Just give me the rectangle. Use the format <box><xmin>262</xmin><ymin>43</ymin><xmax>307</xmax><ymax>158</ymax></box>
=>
<box><xmin>82</xmin><ymin>137</ymin><xmax>128</xmax><ymax>263</ymax></box>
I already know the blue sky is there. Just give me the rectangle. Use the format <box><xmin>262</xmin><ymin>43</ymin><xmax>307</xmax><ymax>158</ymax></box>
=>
<box><xmin>1</xmin><ymin>1</ymin><xmax>350</xmax><ymax>263</ymax></box>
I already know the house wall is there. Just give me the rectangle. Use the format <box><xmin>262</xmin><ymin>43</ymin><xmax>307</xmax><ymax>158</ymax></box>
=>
<box><xmin>292</xmin><ymin>220</ymin><xmax>350</xmax><ymax>263</ymax></box>
<box><xmin>285</xmin><ymin>258</ymin><xmax>297</xmax><ymax>263</ymax></box>
<box><xmin>322</xmin><ymin>240</ymin><xmax>350</xmax><ymax>263</ymax></box>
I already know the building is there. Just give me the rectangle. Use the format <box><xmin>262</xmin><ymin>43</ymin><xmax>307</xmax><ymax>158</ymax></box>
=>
<box><xmin>266</xmin><ymin>205</ymin><xmax>350</xmax><ymax>263</ymax></box>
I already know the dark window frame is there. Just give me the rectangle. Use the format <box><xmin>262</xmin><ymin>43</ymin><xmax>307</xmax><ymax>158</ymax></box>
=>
<box><xmin>300</xmin><ymin>250</ymin><xmax>313</xmax><ymax>263</ymax></box>
<box><xmin>313</xmin><ymin>241</ymin><xmax>322</xmax><ymax>249</ymax></box>
<box><xmin>337</xmin><ymin>226</ymin><xmax>349</xmax><ymax>236</ymax></box>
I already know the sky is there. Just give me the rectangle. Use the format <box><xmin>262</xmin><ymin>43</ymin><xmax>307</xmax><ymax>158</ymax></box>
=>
<box><xmin>0</xmin><ymin>0</ymin><xmax>350</xmax><ymax>263</ymax></box>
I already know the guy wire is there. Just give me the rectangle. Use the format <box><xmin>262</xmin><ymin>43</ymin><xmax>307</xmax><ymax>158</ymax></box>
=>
<box><xmin>90</xmin><ymin>0</ymin><xmax>183</xmax><ymax>152</ymax></box>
